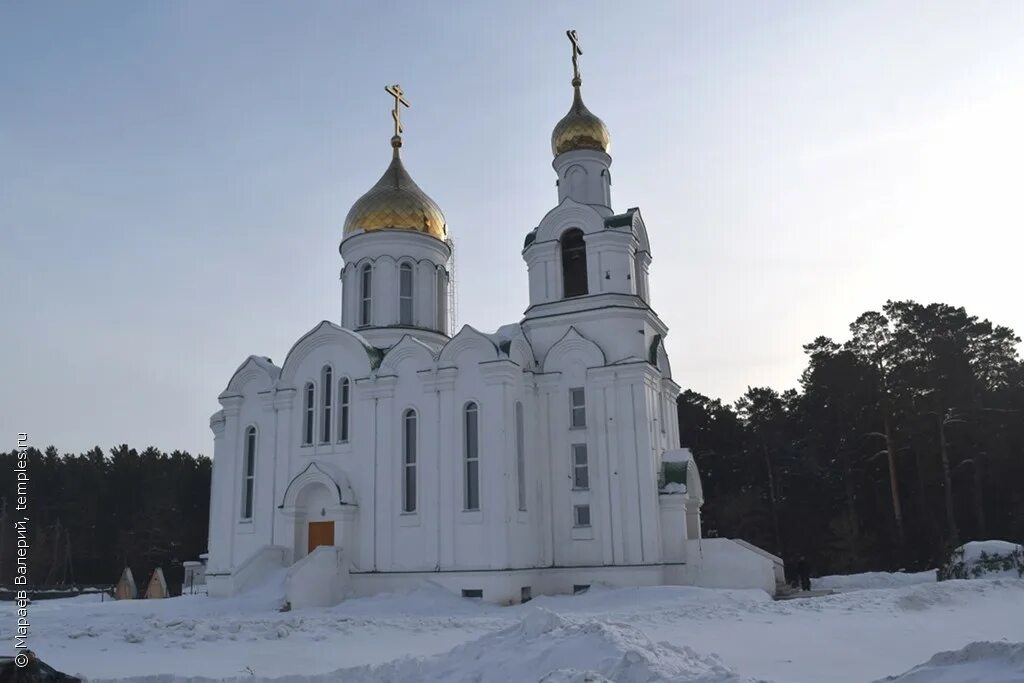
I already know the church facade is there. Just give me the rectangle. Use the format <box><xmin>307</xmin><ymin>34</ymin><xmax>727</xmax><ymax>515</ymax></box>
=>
<box><xmin>206</xmin><ymin>35</ymin><xmax>777</xmax><ymax>606</ymax></box>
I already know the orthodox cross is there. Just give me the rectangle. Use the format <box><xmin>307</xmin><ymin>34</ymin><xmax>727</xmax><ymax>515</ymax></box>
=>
<box><xmin>385</xmin><ymin>84</ymin><xmax>410</xmax><ymax>137</ymax></box>
<box><xmin>566</xmin><ymin>30</ymin><xmax>582</xmax><ymax>83</ymax></box>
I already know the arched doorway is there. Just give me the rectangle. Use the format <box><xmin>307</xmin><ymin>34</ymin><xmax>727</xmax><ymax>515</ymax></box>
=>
<box><xmin>296</xmin><ymin>481</ymin><xmax>336</xmax><ymax>558</ymax></box>
<box><xmin>278</xmin><ymin>462</ymin><xmax>359</xmax><ymax>566</ymax></box>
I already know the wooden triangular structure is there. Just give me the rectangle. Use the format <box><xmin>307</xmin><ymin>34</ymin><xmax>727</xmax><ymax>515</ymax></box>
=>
<box><xmin>114</xmin><ymin>567</ymin><xmax>136</xmax><ymax>600</ymax></box>
<box><xmin>144</xmin><ymin>567</ymin><xmax>169</xmax><ymax>599</ymax></box>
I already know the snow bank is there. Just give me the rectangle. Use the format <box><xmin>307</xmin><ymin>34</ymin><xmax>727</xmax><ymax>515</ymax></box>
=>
<box><xmin>940</xmin><ymin>540</ymin><xmax>1024</xmax><ymax>581</ymax></box>
<box><xmin>812</xmin><ymin>570</ymin><xmax>936</xmax><ymax>592</ymax></box>
<box><xmin>875</xmin><ymin>641</ymin><xmax>1024</xmax><ymax>683</ymax></box>
<box><xmin>90</xmin><ymin>607</ymin><xmax>756</xmax><ymax>683</ymax></box>
<box><xmin>523</xmin><ymin>583</ymin><xmax>771</xmax><ymax>616</ymax></box>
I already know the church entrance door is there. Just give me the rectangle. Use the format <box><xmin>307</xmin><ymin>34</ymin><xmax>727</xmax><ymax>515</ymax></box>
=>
<box><xmin>307</xmin><ymin>521</ymin><xmax>335</xmax><ymax>554</ymax></box>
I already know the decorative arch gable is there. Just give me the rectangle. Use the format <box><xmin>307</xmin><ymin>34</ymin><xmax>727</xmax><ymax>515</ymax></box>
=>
<box><xmin>438</xmin><ymin>325</ymin><xmax>499</xmax><ymax>365</ymax></box>
<box><xmin>631</xmin><ymin>209</ymin><xmax>651</xmax><ymax>254</ymax></box>
<box><xmin>507</xmin><ymin>337</ymin><xmax>536</xmax><ymax>370</ymax></box>
<box><xmin>380</xmin><ymin>334</ymin><xmax>437</xmax><ymax>373</ymax></box>
<box><xmin>278</xmin><ymin>321</ymin><xmax>376</xmax><ymax>386</ymax></box>
<box><xmin>279</xmin><ymin>462</ymin><xmax>357</xmax><ymax>508</ymax></box>
<box><xmin>543</xmin><ymin>326</ymin><xmax>606</xmax><ymax>373</ymax></box>
<box><xmin>534</xmin><ymin>198</ymin><xmax>607</xmax><ymax>244</ymax></box>
<box><xmin>221</xmin><ymin>355</ymin><xmax>280</xmax><ymax>398</ymax></box>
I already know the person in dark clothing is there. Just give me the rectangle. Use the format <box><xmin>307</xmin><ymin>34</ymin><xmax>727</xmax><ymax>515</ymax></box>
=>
<box><xmin>796</xmin><ymin>556</ymin><xmax>811</xmax><ymax>591</ymax></box>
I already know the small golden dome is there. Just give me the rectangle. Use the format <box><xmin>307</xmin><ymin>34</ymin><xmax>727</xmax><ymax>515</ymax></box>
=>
<box><xmin>342</xmin><ymin>141</ymin><xmax>447</xmax><ymax>240</ymax></box>
<box><xmin>551</xmin><ymin>85</ymin><xmax>610</xmax><ymax>157</ymax></box>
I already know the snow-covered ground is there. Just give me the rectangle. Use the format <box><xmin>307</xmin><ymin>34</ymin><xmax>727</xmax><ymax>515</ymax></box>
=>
<box><xmin>5</xmin><ymin>571</ymin><xmax>1023</xmax><ymax>683</ymax></box>
<box><xmin>811</xmin><ymin>569</ymin><xmax>937</xmax><ymax>592</ymax></box>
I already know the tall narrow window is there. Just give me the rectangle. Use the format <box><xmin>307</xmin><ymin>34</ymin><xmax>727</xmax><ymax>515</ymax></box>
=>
<box><xmin>634</xmin><ymin>254</ymin><xmax>647</xmax><ymax>301</ymax></box>
<box><xmin>302</xmin><ymin>382</ymin><xmax>315</xmax><ymax>445</ymax></box>
<box><xmin>515</xmin><ymin>402</ymin><xmax>526</xmax><ymax>511</ymax></box>
<box><xmin>436</xmin><ymin>268</ymin><xmax>447</xmax><ymax>332</ymax></box>
<box><xmin>360</xmin><ymin>263</ymin><xmax>372</xmax><ymax>326</ymax></box>
<box><xmin>337</xmin><ymin>377</ymin><xmax>350</xmax><ymax>443</ymax></box>
<box><xmin>560</xmin><ymin>228</ymin><xmax>588</xmax><ymax>298</ymax></box>
<box><xmin>402</xmin><ymin>409</ymin><xmax>417</xmax><ymax>513</ymax></box>
<box><xmin>570</xmin><ymin>388</ymin><xmax>586</xmax><ymax>428</ymax></box>
<box><xmin>242</xmin><ymin>426</ymin><xmax>256</xmax><ymax>519</ymax></box>
<box><xmin>572</xmin><ymin>443</ymin><xmax>589</xmax><ymax>490</ymax></box>
<box><xmin>320</xmin><ymin>366</ymin><xmax>332</xmax><ymax>443</ymax></box>
<box><xmin>464</xmin><ymin>402</ymin><xmax>480</xmax><ymax>511</ymax></box>
<box><xmin>399</xmin><ymin>262</ymin><xmax>414</xmax><ymax>325</ymax></box>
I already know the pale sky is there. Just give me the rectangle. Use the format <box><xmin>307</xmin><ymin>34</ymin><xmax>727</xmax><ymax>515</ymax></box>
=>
<box><xmin>3</xmin><ymin>1</ymin><xmax>1022</xmax><ymax>457</ymax></box>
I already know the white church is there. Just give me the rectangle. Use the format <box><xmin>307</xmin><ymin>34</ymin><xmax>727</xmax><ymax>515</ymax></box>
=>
<box><xmin>206</xmin><ymin>33</ymin><xmax>780</xmax><ymax>607</ymax></box>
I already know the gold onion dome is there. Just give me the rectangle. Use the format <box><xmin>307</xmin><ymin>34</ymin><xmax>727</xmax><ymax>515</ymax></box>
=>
<box><xmin>551</xmin><ymin>82</ymin><xmax>610</xmax><ymax>157</ymax></box>
<box><xmin>342</xmin><ymin>137</ymin><xmax>448</xmax><ymax>240</ymax></box>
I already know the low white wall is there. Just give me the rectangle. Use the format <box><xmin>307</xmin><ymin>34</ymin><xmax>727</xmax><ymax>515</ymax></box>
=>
<box><xmin>285</xmin><ymin>545</ymin><xmax>349</xmax><ymax>609</ymax></box>
<box><xmin>731</xmin><ymin>538</ymin><xmax>786</xmax><ymax>585</ymax></box>
<box><xmin>682</xmin><ymin>539</ymin><xmax>776</xmax><ymax>595</ymax></box>
<box><xmin>209</xmin><ymin>545</ymin><xmax>287</xmax><ymax>597</ymax></box>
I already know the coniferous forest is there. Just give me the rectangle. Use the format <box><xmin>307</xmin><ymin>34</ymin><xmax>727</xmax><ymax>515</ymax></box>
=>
<box><xmin>1</xmin><ymin>299</ymin><xmax>1021</xmax><ymax>586</ymax></box>
<box><xmin>0</xmin><ymin>446</ymin><xmax>210</xmax><ymax>590</ymax></box>
<box><xmin>683</xmin><ymin>300</ymin><xmax>1024</xmax><ymax>575</ymax></box>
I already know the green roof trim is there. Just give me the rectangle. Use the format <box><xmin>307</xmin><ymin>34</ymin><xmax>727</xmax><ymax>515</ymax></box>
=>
<box><xmin>604</xmin><ymin>207</ymin><xmax>638</xmax><ymax>229</ymax></box>
<box><xmin>367</xmin><ymin>346</ymin><xmax>385</xmax><ymax>370</ymax></box>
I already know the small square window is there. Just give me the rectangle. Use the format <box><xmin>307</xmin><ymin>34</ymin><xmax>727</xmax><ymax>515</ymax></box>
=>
<box><xmin>461</xmin><ymin>588</ymin><xmax>483</xmax><ymax>599</ymax></box>
<box><xmin>574</xmin><ymin>504</ymin><xmax>591</xmax><ymax>528</ymax></box>
<box><xmin>570</xmin><ymin>388</ymin><xmax>586</xmax><ymax>428</ymax></box>
<box><xmin>520</xmin><ymin>586</ymin><xmax>532</xmax><ymax>603</ymax></box>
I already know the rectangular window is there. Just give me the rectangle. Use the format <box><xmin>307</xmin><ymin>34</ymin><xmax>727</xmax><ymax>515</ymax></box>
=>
<box><xmin>303</xmin><ymin>384</ymin><xmax>315</xmax><ymax>446</ymax></box>
<box><xmin>399</xmin><ymin>263</ymin><xmax>414</xmax><ymax>325</ymax></box>
<box><xmin>321</xmin><ymin>368</ymin><xmax>332</xmax><ymax>443</ymax></box>
<box><xmin>360</xmin><ymin>265</ymin><xmax>372</xmax><ymax>326</ymax></box>
<box><xmin>573</xmin><ymin>504</ymin><xmax>591</xmax><ymax>528</ymax></box>
<box><xmin>464</xmin><ymin>403</ymin><xmax>480</xmax><ymax>511</ymax></box>
<box><xmin>572</xmin><ymin>444</ymin><xmax>589</xmax><ymax>490</ymax></box>
<box><xmin>242</xmin><ymin>427</ymin><xmax>256</xmax><ymax>519</ymax></box>
<box><xmin>403</xmin><ymin>411</ymin><xmax>417</xmax><ymax>513</ymax></box>
<box><xmin>337</xmin><ymin>379</ymin><xmax>350</xmax><ymax>442</ymax></box>
<box><xmin>515</xmin><ymin>402</ymin><xmax>526</xmax><ymax>511</ymax></box>
<box><xmin>570</xmin><ymin>387</ymin><xmax>586</xmax><ymax>428</ymax></box>
<box><xmin>520</xmin><ymin>586</ymin><xmax>532</xmax><ymax>603</ymax></box>
<box><xmin>573</xmin><ymin>584</ymin><xmax>590</xmax><ymax>595</ymax></box>
<box><xmin>461</xmin><ymin>589</ymin><xmax>483</xmax><ymax>599</ymax></box>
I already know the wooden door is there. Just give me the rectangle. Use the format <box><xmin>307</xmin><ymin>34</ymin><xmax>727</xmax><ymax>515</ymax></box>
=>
<box><xmin>307</xmin><ymin>521</ymin><xmax>335</xmax><ymax>554</ymax></box>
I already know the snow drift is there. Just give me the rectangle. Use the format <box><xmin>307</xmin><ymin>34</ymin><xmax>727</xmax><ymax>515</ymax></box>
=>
<box><xmin>88</xmin><ymin>607</ymin><xmax>760</xmax><ymax>683</ymax></box>
<box><xmin>875</xmin><ymin>641</ymin><xmax>1024</xmax><ymax>683</ymax></box>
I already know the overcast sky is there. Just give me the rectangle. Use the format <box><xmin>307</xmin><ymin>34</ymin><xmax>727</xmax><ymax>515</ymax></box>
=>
<box><xmin>3</xmin><ymin>1</ymin><xmax>1022</xmax><ymax>457</ymax></box>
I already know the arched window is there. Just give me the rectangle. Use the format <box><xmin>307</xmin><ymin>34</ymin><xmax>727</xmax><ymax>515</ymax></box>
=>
<box><xmin>302</xmin><ymin>382</ymin><xmax>315</xmax><ymax>446</ymax></box>
<box><xmin>560</xmin><ymin>228</ymin><xmax>588</xmax><ymax>298</ymax></box>
<box><xmin>320</xmin><ymin>366</ymin><xmax>332</xmax><ymax>443</ymax></box>
<box><xmin>360</xmin><ymin>263</ymin><xmax>373</xmax><ymax>326</ymax></box>
<box><xmin>515</xmin><ymin>402</ymin><xmax>526</xmax><ymax>511</ymax></box>
<box><xmin>399</xmin><ymin>262</ymin><xmax>414</xmax><ymax>326</ymax></box>
<box><xmin>402</xmin><ymin>409</ymin><xmax>417</xmax><ymax>513</ymax></box>
<box><xmin>337</xmin><ymin>377</ymin><xmax>350</xmax><ymax>443</ymax></box>
<box><xmin>242</xmin><ymin>425</ymin><xmax>256</xmax><ymax>519</ymax></box>
<box><xmin>464</xmin><ymin>402</ymin><xmax>480</xmax><ymax>511</ymax></box>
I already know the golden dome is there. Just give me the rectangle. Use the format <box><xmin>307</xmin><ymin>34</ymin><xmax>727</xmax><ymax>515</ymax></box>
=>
<box><xmin>342</xmin><ymin>140</ymin><xmax>447</xmax><ymax>240</ymax></box>
<box><xmin>551</xmin><ymin>85</ymin><xmax>610</xmax><ymax>157</ymax></box>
